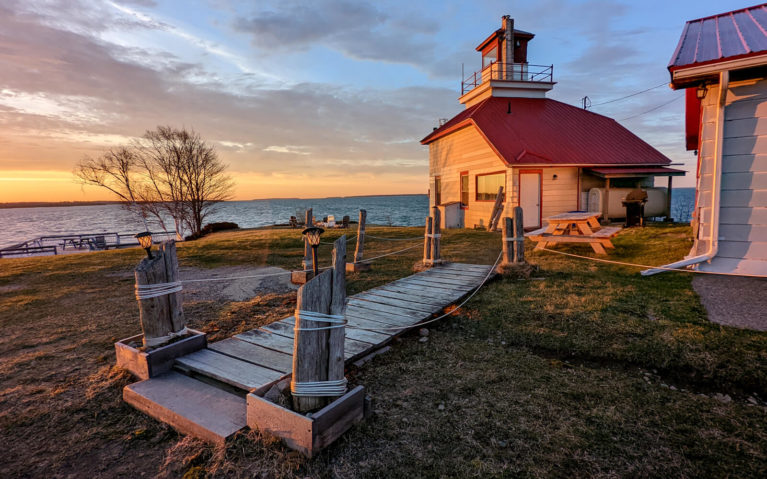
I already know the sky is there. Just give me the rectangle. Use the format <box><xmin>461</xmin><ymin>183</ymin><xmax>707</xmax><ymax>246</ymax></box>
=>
<box><xmin>0</xmin><ymin>0</ymin><xmax>753</xmax><ymax>202</ymax></box>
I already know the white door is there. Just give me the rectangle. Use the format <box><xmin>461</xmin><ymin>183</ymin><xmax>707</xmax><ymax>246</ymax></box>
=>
<box><xmin>519</xmin><ymin>172</ymin><xmax>541</xmax><ymax>229</ymax></box>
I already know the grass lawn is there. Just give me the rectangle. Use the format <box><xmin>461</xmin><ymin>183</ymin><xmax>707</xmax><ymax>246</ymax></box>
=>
<box><xmin>0</xmin><ymin>224</ymin><xmax>765</xmax><ymax>478</ymax></box>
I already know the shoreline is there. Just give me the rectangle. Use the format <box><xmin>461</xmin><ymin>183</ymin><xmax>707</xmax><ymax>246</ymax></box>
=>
<box><xmin>0</xmin><ymin>193</ymin><xmax>428</xmax><ymax>210</ymax></box>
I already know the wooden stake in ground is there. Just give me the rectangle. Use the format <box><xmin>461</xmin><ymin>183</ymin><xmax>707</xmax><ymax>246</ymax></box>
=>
<box><xmin>431</xmin><ymin>206</ymin><xmax>442</xmax><ymax>264</ymax></box>
<box><xmin>134</xmin><ymin>241</ymin><xmax>186</xmax><ymax>348</ymax></box>
<box><xmin>488</xmin><ymin>186</ymin><xmax>504</xmax><ymax>231</ymax></box>
<box><xmin>302</xmin><ymin>208</ymin><xmax>313</xmax><ymax>270</ymax></box>
<box><xmin>513</xmin><ymin>206</ymin><xmax>525</xmax><ymax>263</ymax></box>
<box><xmin>347</xmin><ymin>209</ymin><xmax>370</xmax><ymax>272</ymax></box>
<box><xmin>501</xmin><ymin>217</ymin><xmax>514</xmax><ymax>266</ymax></box>
<box><xmin>292</xmin><ymin>238</ymin><xmax>347</xmax><ymax>412</ymax></box>
<box><xmin>423</xmin><ymin>216</ymin><xmax>433</xmax><ymax>265</ymax></box>
<box><xmin>353</xmin><ymin>210</ymin><xmax>366</xmax><ymax>263</ymax></box>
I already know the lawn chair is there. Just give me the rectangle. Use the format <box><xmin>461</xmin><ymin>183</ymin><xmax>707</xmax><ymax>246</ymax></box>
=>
<box><xmin>342</xmin><ymin>215</ymin><xmax>350</xmax><ymax>228</ymax></box>
<box><xmin>290</xmin><ymin>216</ymin><xmax>298</xmax><ymax>228</ymax></box>
<box><xmin>326</xmin><ymin>215</ymin><xmax>336</xmax><ymax>228</ymax></box>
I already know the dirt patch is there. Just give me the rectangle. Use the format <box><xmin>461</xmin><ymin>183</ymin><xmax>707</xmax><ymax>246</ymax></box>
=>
<box><xmin>693</xmin><ymin>275</ymin><xmax>767</xmax><ymax>331</ymax></box>
<box><xmin>181</xmin><ymin>265</ymin><xmax>297</xmax><ymax>302</ymax></box>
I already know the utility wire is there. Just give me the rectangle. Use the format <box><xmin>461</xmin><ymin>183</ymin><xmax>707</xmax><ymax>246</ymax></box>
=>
<box><xmin>618</xmin><ymin>95</ymin><xmax>683</xmax><ymax>121</ymax></box>
<box><xmin>590</xmin><ymin>82</ymin><xmax>668</xmax><ymax>107</ymax></box>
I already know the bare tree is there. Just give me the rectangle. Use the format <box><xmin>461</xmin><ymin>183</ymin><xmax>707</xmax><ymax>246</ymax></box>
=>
<box><xmin>75</xmin><ymin>126</ymin><xmax>232</xmax><ymax>239</ymax></box>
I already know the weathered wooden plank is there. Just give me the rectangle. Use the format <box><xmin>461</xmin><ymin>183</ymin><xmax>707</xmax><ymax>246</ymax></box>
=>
<box><xmin>374</xmin><ymin>283</ymin><xmax>457</xmax><ymax>301</ymax></box>
<box><xmin>421</xmin><ymin>267</ymin><xmax>489</xmax><ymax>279</ymax></box>
<box><xmin>236</xmin><ymin>329</ymin><xmax>296</xmax><ymax>355</ymax></box>
<box><xmin>437</xmin><ymin>263</ymin><xmax>493</xmax><ymax>273</ymax></box>
<box><xmin>345</xmin><ymin>298</ymin><xmax>423</xmax><ymax>319</ymax></box>
<box><xmin>397</xmin><ymin>276</ymin><xmax>475</xmax><ymax>291</ymax></box>
<box><xmin>124</xmin><ymin>372</ymin><xmax>246</xmax><ymax>445</ymax></box>
<box><xmin>350</xmin><ymin>293</ymin><xmax>438</xmax><ymax>314</ymax></box>
<box><xmin>208</xmin><ymin>338</ymin><xmax>293</xmax><ymax>374</ymax></box>
<box><xmin>344</xmin><ymin>306</ymin><xmax>419</xmax><ymax>328</ymax></box>
<box><xmin>355</xmin><ymin>288</ymin><xmax>447</xmax><ymax>307</ymax></box>
<box><xmin>176</xmin><ymin>349</ymin><xmax>284</xmax><ymax>391</ymax></box>
<box><xmin>419</xmin><ymin>271</ymin><xmax>489</xmax><ymax>284</ymax></box>
<box><xmin>284</xmin><ymin>315</ymin><xmax>393</xmax><ymax>346</ymax></box>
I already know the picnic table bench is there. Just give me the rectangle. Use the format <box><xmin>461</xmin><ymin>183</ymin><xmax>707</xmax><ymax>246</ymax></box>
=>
<box><xmin>528</xmin><ymin>212</ymin><xmax>622</xmax><ymax>255</ymax></box>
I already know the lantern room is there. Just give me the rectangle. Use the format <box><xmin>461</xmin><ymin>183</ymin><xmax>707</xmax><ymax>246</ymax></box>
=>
<box><xmin>460</xmin><ymin>16</ymin><xmax>555</xmax><ymax>107</ymax></box>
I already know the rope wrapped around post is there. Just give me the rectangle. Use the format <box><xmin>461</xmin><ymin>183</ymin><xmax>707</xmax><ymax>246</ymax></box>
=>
<box><xmin>291</xmin><ymin>310</ymin><xmax>348</xmax><ymax>397</ymax></box>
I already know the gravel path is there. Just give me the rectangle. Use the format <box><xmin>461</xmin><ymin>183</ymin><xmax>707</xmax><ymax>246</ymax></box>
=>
<box><xmin>180</xmin><ymin>265</ymin><xmax>297</xmax><ymax>302</ymax></box>
<box><xmin>693</xmin><ymin>275</ymin><xmax>767</xmax><ymax>331</ymax></box>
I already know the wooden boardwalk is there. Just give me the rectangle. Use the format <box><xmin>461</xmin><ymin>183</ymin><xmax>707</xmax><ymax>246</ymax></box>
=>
<box><xmin>124</xmin><ymin>262</ymin><xmax>494</xmax><ymax>443</ymax></box>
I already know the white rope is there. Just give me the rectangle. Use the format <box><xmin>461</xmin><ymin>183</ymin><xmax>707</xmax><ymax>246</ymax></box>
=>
<box><xmin>294</xmin><ymin>310</ymin><xmax>347</xmax><ymax>331</ymax></box>
<box><xmin>144</xmin><ymin>326</ymin><xmax>189</xmax><ymax>347</ymax></box>
<box><xmin>291</xmin><ymin>378</ymin><xmax>348</xmax><ymax>397</ymax></box>
<box><xmin>358</xmin><ymin>244</ymin><xmax>422</xmax><ymax>264</ymax></box>
<box><xmin>537</xmin><ymin>247</ymin><xmax>764</xmax><ymax>277</ymax></box>
<box><xmin>347</xmin><ymin>251</ymin><xmax>503</xmax><ymax>333</ymax></box>
<box><xmin>135</xmin><ymin>281</ymin><xmax>183</xmax><ymax>300</ymax></box>
<box><xmin>502</xmin><ymin>237</ymin><xmax>525</xmax><ymax>242</ymax></box>
<box><xmin>425</xmin><ymin>233</ymin><xmax>442</xmax><ymax>238</ymax></box>
<box><xmin>366</xmin><ymin>235</ymin><xmax>423</xmax><ymax>241</ymax></box>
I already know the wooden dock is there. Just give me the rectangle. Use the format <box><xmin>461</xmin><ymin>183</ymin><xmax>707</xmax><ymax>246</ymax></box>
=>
<box><xmin>124</xmin><ymin>262</ymin><xmax>494</xmax><ymax>443</ymax></box>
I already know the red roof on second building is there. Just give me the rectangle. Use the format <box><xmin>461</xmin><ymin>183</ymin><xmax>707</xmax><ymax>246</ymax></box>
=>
<box><xmin>421</xmin><ymin>97</ymin><xmax>671</xmax><ymax>166</ymax></box>
<box><xmin>668</xmin><ymin>3</ymin><xmax>767</xmax><ymax>71</ymax></box>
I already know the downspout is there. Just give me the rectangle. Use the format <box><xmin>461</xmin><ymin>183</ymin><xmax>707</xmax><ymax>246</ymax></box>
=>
<box><xmin>642</xmin><ymin>70</ymin><xmax>729</xmax><ymax>276</ymax></box>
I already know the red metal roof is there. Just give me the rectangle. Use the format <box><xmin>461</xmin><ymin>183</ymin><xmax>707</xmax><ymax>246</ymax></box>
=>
<box><xmin>421</xmin><ymin>97</ymin><xmax>671</xmax><ymax>166</ymax></box>
<box><xmin>668</xmin><ymin>4</ymin><xmax>767</xmax><ymax>71</ymax></box>
<box><xmin>587</xmin><ymin>166</ymin><xmax>686</xmax><ymax>177</ymax></box>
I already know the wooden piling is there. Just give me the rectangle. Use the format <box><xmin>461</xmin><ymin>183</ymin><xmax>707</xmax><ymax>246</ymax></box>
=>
<box><xmin>353</xmin><ymin>209</ymin><xmax>366</xmax><ymax>263</ymax></box>
<box><xmin>302</xmin><ymin>208</ymin><xmax>313</xmax><ymax>270</ymax></box>
<box><xmin>423</xmin><ymin>216</ymin><xmax>432</xmax><ymax>264</ymax></box>
<box><xmin>501</xmin><ymin>217</ymin><xmax>513</xmax><ymax>265</ymax></box>
<box><xmin>134</xmin><ymin>241</ymin><xmax>185</xmax><ymax>348</ymax></box>
<box><xmin>431</xmin><ymin>206</ymin><xmax>442</xmax><ymax>264</ymax></box>
<box><xmin>292</xmin><ymin>237</ymin><xmax>347</xmax><ymax>412</ymax></box>
<box><xmin>328</xmin><ymin>236</ymin><xmax>346</xmax><ymax>400</ymax></box>
<box><xmin>292</xmin><ymin>269</ymin><xmax>332</xmax><ymax>412</ymax></box>
<box><xmin>488</xmin><ymin>186</ymin><xmax>504</xmax><ymax>231</ymax></box>
<box><xmin>513</xmin><ymin>206</ymin><xmax>525</xmax><ymax>263</ymax></box>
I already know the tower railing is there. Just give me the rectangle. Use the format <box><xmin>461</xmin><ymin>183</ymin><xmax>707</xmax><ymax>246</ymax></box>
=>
<box><xmin>461</xmin><ymin>62</ymin><xmax>554</xmax><ymax>95</ymax></box>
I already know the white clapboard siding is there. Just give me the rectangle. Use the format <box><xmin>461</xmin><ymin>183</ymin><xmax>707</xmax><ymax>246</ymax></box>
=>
<box><xmin>429</xmin><ymin>124</ymin><xmax>508</xmax><ymax>227</ymax></box>
<box><xmin>692</xmin><ymin>78</ymin><xmax>767</xmax><ymax>272</ymax></box>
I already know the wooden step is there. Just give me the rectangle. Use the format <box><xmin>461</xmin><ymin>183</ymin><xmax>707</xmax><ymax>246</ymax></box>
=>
<box><xmin>124</xmin><ymin>371</ymin><xmax>246</xmax><ymax>444</ymax></box>
<box><xmin>175</xmin><ymin>349</ymin><xmax>285</xmax><ymax>391</ymax></box>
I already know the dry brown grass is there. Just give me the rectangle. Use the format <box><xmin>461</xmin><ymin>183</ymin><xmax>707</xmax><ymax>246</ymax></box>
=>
<box><xmin>1</xmin><ymin>225</ymin><xmax>765</xmax><ymax>478</ymax></box>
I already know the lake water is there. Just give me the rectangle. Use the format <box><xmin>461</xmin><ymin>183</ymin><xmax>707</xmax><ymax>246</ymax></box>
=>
<box><xmin>0</xmin><ymin>189</ymin><xmax>696</xmax><ymax>249</ymax></box>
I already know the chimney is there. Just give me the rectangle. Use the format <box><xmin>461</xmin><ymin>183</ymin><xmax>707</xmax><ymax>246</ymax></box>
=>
<box><xmin>502</xmin><ymin>15</ymin><xmax>514</xmax><ymax>80</ymax></box>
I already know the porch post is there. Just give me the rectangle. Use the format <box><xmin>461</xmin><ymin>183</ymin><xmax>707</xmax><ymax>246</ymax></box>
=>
<box><xmin>602</xmin><ymin>178</ymin><xmax>611</xmax><ymax>225</ymax></box>
<box><xmin>666</xmin><ymin>176</ymin><xmax>673</xmax><ymax>221</ymax></box>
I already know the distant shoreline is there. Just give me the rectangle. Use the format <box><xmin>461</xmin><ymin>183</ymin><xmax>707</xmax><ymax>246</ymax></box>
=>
<box><xmin>0</xmin><ymin>194</ymin><xmax>428</xmax><ymax>210</ymax></box>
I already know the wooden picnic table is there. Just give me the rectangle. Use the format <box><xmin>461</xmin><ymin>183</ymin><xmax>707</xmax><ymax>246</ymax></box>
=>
<box><xmin>528</xmin><ymin>212</ymin><xmax>621</xmax><ymax>255</ymax></box>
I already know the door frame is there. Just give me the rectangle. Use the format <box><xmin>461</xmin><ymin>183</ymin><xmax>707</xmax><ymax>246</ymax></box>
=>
<box><xmin>518</xmin><ymin>169</ymin><xmax>543</xmax><ymax>230</ymax></box>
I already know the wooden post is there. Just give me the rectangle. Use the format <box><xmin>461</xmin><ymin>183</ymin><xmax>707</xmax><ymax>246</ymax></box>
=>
<box><xmin>134</xmin><ymin>241</ymin><xmax>185</xmax><ymax>348</ymax></box>
<box><xmin>513</xmin><ymin>206</ymin><xmax>525</xmax><ymax>263</ymax></box>
<box><xmin>488</xmin><ymin>186</ymin><xmax>504</xmax><ymax>231</ymax></box>
<box><xmin>354</xmin><ymin>209</ymin><xmax>366</xmax><ymax>262</ymax></box>
<box><xmin>292</xmin><ymin>269</ymin><xmax>332</xmax><ymax>412</ymax></box>
<box><xmin>602</xmin><ymin>179</ymin><xmax>611</xmax><ymax>225</ymax></box>
<box><xmin>666</xmin><ymin>176</ymin><xmax>673</xmax><ymax>221</ymax></box>
<box><xmin>292</xmin><ymin>237</ymin><xmax>347</xmax><ymax>412</ymax></box>
<box><xmin>347</xmin><ymin>209</ymin><xmax>370</xmax><ymax>272</ymax></box>
<box><xmin>328</xmin><ymin>236</ymin><xmax>346</xmax><ymax>399</ymax></box>
<box><xmin>501</xmin><ymin>217</ymin><xmax>513</xmax><ymax>265</ymax></box>
<box><xmin>431</xmin><ymin>206</ymin><xmax>442</xmax><ymax>264</ymax></box>
<box><xmin>302</xmin><ymin>208</ymin><xmax>313</xmax><ymax>270</ymax></box>
<box><xmin>423</xmin><ymin>216</ymin><xmax>432</xmax><ymax>264</ymax></box>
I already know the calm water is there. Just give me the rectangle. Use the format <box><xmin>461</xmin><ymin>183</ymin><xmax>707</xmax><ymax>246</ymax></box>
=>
<box><xmin>0</xmin><ymin>195</ymin><xmax>430</xmax><ymax>249</ymax></box>
<box><xmin>0</xmin><ymin>189</ymin><xmax>696</xmax><ymax>249</ymax></box>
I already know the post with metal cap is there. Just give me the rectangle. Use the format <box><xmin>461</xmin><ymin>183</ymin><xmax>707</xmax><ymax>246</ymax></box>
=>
<box><xmin>292</xmin><ymin>236</ymin><xmax>347</xmax><ymax>413</ymax></box>
<box><xmin>134</xmin><ymin>239</ymin><xmax>186</xmax><ymax>348</ymax></box>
